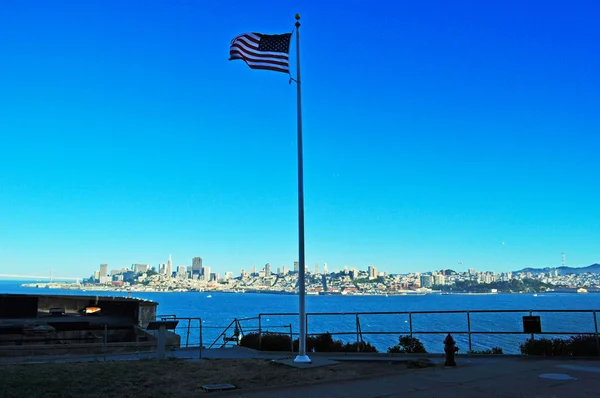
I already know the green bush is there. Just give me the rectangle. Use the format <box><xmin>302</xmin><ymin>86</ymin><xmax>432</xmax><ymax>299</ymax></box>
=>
<box><xmin>467</xmin><ymin>347</ymin><xmax>504</xmax><ymax>355</ymax></box>
<box><xmin>240</xmin><ymin>332</ymin><xmax>292</xmax><ymax>351</ymax></box>
<box><xmin>292</xmin><ymin>332</ymin><xmax>378</xmax><ymax>353</ymax></box>
<box><xmin>520</xmin><ymin>335</ymin><xmax>598</xmax><ymax>356</ymax></box>
<box><xmin>343</xmin><ymin>341</ymin><xmax>379</xmax><ymax>353</ymax></box>
<box><xmin>568</xmin><ymin>335</ymin><xmax>599</xmax><ymax>356</ymax></box>
<box><xmin>387</xmin><ymin>335</ymin><xmax>427</xmax><ymax>354</ymax></box>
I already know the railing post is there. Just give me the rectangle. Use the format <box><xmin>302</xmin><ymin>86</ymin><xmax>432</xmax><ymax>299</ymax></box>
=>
<box><xmin>199</xmin><ymin>318</ymin><xmax>203</xmax><ymax>359</ymax></box>
<box><xmin>186</xmin><ymin>319</ymin><xmax>191</xmax><ymax>348</ymax></box>
<box><xmin>409</xmin><ymin>313</ymin><xmax>413</xmax><ymax>337</ymax></box>
<box><xmin>467</xmin><ymin>311</ymin><xmax>472</xmax><ymax>352</ymax></box>
<box><xmin>305</xmin><ymin>313</ymin><xmax>309</xmax><ymax>348</ymax></box>
<box><xmin>103</xmin><ymin>325</ymin><xmax>108</xmax><ymax>362</ymax></box>
<box><xmin>355</xmin><ymin>314</ymin><xmax>360</xmax><ymax>349</ymax></box>
<box><xmin>258</xmin><ymin>315</ymin><xmax>262</xmax><ymax>350</ymax></box>
<box><xmin>594</xmin><ymin>311</ymin><xmax>599</xmax><ymax>357</ymax></box>
<box><xmin>289</xmin><ymin>324</ymin><xmax>294</xmax><ymax>354</ymax></box>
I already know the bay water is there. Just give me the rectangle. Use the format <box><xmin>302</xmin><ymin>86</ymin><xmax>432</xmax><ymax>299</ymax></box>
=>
<box><xmin>1</xmin><ymin>280</ymin><xmax>598</xmax><ymax>354</ymax></box>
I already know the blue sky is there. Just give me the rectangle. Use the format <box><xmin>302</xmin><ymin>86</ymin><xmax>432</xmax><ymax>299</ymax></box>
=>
<box><xmin>0</xmin><ymin>1</ymin><xmax>599</xmax><ymax>278</ymax></box>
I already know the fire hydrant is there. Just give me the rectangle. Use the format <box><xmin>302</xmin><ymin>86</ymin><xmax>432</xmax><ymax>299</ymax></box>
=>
<box><xmin>444</xmin><ymin>333</ymin><xmax>459</xmax><ymax>366</ymax></box>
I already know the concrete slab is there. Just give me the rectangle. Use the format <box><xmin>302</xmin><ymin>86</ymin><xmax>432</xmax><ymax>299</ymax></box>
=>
<box><xmin>272</xmin><ymin>357</ymin><xmax>341</xmax><ymax>368</ymax></box>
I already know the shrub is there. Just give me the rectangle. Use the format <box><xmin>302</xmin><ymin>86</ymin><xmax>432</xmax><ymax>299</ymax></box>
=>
<box><xmin>344</xmin><ymin>341</ymin><xmax>378</xmax><ymax>353</ymax></box>
<box><xmin>520</xmin><ymin>335</ymin><xmax>598</xmax><ymax>357</ymax></box>
<box><xmin>467</xmin><ymin>347</ymin><xmax>504</xmax><ymax>355</ymax></box>
<box><xmin>387</xmin><ymin>335</ymin><xmax>427</xmax><ymax>354</ymax></box>
<box><xmin>568</xmin><ymin>335</ymin><xmax>599</xmax><ymax>356</ymax></box>
<box><xmin>240</xmin><ymin>332</ymin><xmax>292</xmax><ymax>351</ymax></box>
<box><xmin>292</xmin><ymin>332</ymin><xmax>378</xmax><ymax>353</ymax></box>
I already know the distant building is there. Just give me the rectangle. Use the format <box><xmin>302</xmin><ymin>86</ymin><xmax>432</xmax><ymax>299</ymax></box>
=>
<box><xmin>282</xmin><ymin>266</ymin><xmax>288</xmax><ymax>275</ymax></box>
<box><xmin>99</xmin><ymin>264</ymin><xmax>108</xmax><ymax>278</ymax></box>
<box><xmin>264</xmin><ymin>263</ymin><xmax>271</xmax><ymax>277</ymax></box>
<box><xmin>433</xmin><ymin>274</ymin><xmax>445</xmax><ymax>285</ymax></box>
<box><xmin>177</xmin><ymin>265</ymin><xmax>187</xmax><ymax>279</ymax></box>
<box><xmin>202</xmin><ymin>266</ymin><xmax>211</xmax><ymax>281</ymax></box>
<box><xmin>323</xmin><ymin>263</ymin><xmax>329</xmax><ymax>274</ymax></box>
<box><xmin>192</xmin><ymin>257</ymin><xmax>203</xmax><ymax>275</ymax></box>
<box><xmin>133</xmin><ymin>264</ymin><xmax>150</xmax><ymax>274</ymax></box>
<box><xmin>314</xmin><ymin>263</ymin><xmax>319</xmax><ymax>274</ymax></box>
<box><xmin>368</xmin><ymin>266</ymin><xmax>377</xmax><ymax>280</ymax></box>
<box><xmin>250</xmin><ymin>266</ymin><xmax>257</xmax><ymax>275</ymax></box>
<box><xmin>420</xmin><ymin>275</ymin><xmax>434</xmax><ymax>288</ymax></box>
<box><xmin>166</xmin><ymin>254</ymin><xmax>173</xmax><ymax>277</ymax></box>
<box><xmin>93</xmin><ymin>270</ymin><xmax>100</xmax><ymax>280</ymax></box>
<box><xmin>293</xmin><ymin>261</ymin><xmax>299</xmax><ymax>273</ymax></box>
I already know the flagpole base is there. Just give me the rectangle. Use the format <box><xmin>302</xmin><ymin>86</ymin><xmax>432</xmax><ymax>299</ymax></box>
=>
<box><xmin>293</xmin><ymin>355</ymin><xmax>312</xmax><ymax>364</ymax></box>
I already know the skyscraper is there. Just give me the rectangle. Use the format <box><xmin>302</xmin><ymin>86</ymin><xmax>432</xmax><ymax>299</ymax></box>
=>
<box><xmin>99</xmin><ymin>264</ymin><xmax>108</xmax><ymax>277</ymax></box>
<box><xmin>323</xmin><ymin>263</ymin><xmax>329</xmax><ymax>274</ymax></box>
<box><xmin>202</xmin><ymin>266</ymin><xmax>211</xmax><ymax>281</ymax></box>
<box><xmin>192</xmin><ymin>257</ymin><xmax>203</xmax><ymax>274</ymax></box>
<box><xmin>293</xmin><ymin>261</ymin><xmax>299</xmax><ymax>273</ymax></box>
<box><xmin>314</xmin><ymin>263</ymin><xmax>319</xmax><ymax>274</ymax></box>
<box><xmin>167</xmin><ymin>254</ymin><xmax>173</xmax><ymax>277</ymax></box>
<box><xmin>265</xmin><ymin>263</ymin><xmax>271</xmax><ymax>277</ymax></box>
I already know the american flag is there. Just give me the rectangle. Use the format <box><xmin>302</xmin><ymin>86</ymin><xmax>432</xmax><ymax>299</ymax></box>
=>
<box><xmin>229</xmin><ymin>32</ymin><xmax>292</xmax><ymax>74</ymax></box>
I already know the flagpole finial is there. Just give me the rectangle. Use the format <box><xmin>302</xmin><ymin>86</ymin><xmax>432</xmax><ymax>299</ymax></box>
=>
<box><xmin>295</xmin><ymin>14</ymin><xmax>301</xmax><ymax>20</ymax></box>
<box><xmin>295</xmin><ymin>14</ymin><xmax>301</xmax><ymax>27</ymax></box>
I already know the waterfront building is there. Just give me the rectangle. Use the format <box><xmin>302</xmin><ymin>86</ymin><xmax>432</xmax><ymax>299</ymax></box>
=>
<box><xmin>93</xmin><ymin>270</ymin><xmax>100</xmax><ymax>280</ymax></box>
<box><xmin>99</xmin><ymin>264</ymin><xmax>108</xmax><ymax>277</ymax></box>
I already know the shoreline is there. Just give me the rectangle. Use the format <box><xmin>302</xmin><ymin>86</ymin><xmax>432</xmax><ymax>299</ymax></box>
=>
<box><xmin>15</xmin><ymin>284</ymin><xmax>596</xmax><ymax>296</ymax></box>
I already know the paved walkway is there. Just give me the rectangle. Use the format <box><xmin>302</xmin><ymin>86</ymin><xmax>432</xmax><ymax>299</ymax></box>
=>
<box><xmin>219</xmin><ymin>357</ymin><xmax>600</xmax><ymax>398</ymax></box>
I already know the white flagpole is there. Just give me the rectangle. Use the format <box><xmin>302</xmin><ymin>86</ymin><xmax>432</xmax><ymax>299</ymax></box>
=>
<box><xmin>293</xmin><ymin>13</ymin><xmax>310</xmax><ymax>364</ymax></box>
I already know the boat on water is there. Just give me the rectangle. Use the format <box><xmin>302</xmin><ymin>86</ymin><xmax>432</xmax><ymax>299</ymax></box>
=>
<box><xmin>206</xmin><ymin>295</ymin><xmax>212</xmax><ymax>298</ymax></box>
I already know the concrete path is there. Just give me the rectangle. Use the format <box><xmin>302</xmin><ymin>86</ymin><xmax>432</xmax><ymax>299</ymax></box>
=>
<box><xmin>219</xmin><ymin>358</ymin><xmax>600</xmax><ymax>398</ymax></box>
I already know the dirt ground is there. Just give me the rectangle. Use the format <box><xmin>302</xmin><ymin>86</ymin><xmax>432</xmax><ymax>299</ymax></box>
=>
<box><xmin>0</xmin><ymin>358</ymin><xmax>427</xmax><ymax>397</ymax></box>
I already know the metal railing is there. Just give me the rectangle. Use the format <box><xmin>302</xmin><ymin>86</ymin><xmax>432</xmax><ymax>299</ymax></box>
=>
<box><xmin>2</xmin><ymin>309</ymin><xmax>598</xmax><ymax>360</ymax></box>
<box><xmin>249</xmin><ymin>309</ymin><xmax>600</xmax><ymax>354</ymax></box>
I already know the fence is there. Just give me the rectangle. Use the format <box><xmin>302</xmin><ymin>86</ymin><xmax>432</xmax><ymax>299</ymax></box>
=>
<box><xmin>244</xmin><ymin>309</ymin><xmax>600</xmax><ymax>354</ymax></box>
<box><xmin>2</xmin><ymin>309</ymin><xmax>598</xmax><ymax>359</ymax></box>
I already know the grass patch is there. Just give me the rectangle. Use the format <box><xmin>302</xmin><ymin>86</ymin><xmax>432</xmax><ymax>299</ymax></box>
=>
<box><xmin>0</xmin><ymin>357</ymin><xmax>419</xmax><ymax>397</ymax></box>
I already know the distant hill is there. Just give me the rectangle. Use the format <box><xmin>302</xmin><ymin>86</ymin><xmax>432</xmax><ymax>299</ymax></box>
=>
<box><xmin>516</xmin><ymin>263</ymin><xmax>600</xmax><ymax>275</ymax></box>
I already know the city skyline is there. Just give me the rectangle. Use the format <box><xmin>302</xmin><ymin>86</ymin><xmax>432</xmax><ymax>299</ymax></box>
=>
<box><xmin>1</xmin><ymin>2</ymin><xmax>599</xmax><ymax>277</ymax></box>
<box><xmin>83</xmin><ymin>252</ymin><xmax>593</xmax><ymax>280</ymax></box>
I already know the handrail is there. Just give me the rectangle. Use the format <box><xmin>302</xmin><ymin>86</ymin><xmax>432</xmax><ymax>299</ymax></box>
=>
<box><xmin>251</xmin><ymin>309</ymin><xmax>600</xmax><ymax>355</ymax></box>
